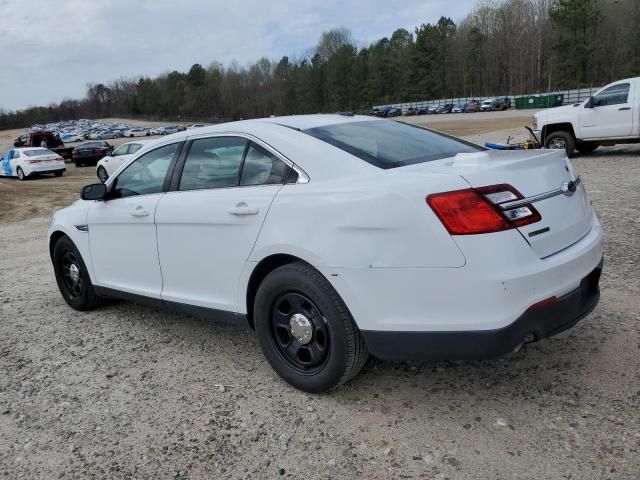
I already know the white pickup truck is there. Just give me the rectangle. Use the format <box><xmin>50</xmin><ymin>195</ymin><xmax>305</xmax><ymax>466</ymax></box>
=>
<box><xmin>533</xmin><ymin>76</ymin><xmax>639</xmax><ymax>156</ymax></box>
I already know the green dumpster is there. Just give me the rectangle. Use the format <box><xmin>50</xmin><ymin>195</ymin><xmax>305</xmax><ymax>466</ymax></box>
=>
<box><xmin>515</xmin><ymin>94</ymin><xmax>564</xmax><ymax>109</ymax></box>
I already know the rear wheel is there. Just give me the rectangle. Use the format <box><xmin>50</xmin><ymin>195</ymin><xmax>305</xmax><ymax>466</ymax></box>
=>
<box><xmin>16</xmin><ymin>167</ymin><xmax>25</xmax><ymax>181</ymax></box>
<box><xmin>544</xmin><ymin>130</ymin><xmax>576</xmax><ymax>157</ymax></box>
<box><xmin>97</xmin><ymin>166</ymin><xmax>109</xmax><ymax>183</ymax></box>
<box><xmin>576</xmin><ymin>142</ymin><xmax>599</xmax><ymax>155</ymax></box>
<box><xmin>52</xmin><ymin>236</ymin><xmax>101</xmax><ymax>311</ymax></box>
<box><xmin>254</xmin><ymin>262</ymin><xmax>368</xmax><ymax>393</ymax></box>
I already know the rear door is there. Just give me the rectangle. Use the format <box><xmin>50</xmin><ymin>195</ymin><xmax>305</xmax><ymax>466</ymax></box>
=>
<box><xmin>579</xmin><ymin>82</ymin><xmax>635</xmax><ymax>139</ymax></box>
<box><xmin>155</xmin><ymin>135</ymin><xmax>290</xmax><ymax>312</ymax></box>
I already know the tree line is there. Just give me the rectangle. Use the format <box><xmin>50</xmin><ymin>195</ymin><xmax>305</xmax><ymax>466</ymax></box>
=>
<box><xmin>1</xmin><ymin>0</ymin><xmax>638</xmax><ymax>130</ymax></box>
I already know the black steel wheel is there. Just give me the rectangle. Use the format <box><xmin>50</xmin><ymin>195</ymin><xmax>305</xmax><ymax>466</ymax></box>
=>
<box><xmin>52</xmin><ymin>236</ymin><xmax>101</xmax><ymax>310</ymax></box>
<box><xmin>254</xmin><ymin>262</ymin><xmax>368</xmax><ymax>393</ymax></box>
<box><xmin>269</xmin><ymin>292</ymin><xmax>330</xmax><ymax>374</ymax></box>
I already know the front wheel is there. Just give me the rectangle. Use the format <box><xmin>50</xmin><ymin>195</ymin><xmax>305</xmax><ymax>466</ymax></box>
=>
<box><xmin>52</xmin><ymin>236</ymin><xmax>101</xmax><ymax>310</ymax></box>
<box><xmin>544</xmin><ymin>131</ymin><xmax>576</xmax><ymax>157</ymax></box>
<box><xmin>254</xmin><ymin>262</ymin><xmax>368</xmax><ymax>393</ymax></box>
<box><xmin>17</xmin><ymin>167</ymin><xmax>26</xmax><ymax>180</ymax></box>
<box><xmin>97</xmin><ymin>166</ymin><xmax>109</xmax><ymax>183</ymax></box>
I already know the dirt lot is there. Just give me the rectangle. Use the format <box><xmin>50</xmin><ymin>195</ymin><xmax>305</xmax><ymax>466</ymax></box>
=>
<box><xmin>0</xmin><ymin>113</ymin><xmax>639</xmax><ymax>479</ymax></box>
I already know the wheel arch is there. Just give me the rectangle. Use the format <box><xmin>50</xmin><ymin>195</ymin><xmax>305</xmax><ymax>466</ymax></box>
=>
<box><xmin>542</xmin><ymin>123</ymin><xmax>577</xmax><ymax>143</ymax></box>
<box><xmin>244</xmin><ymin>253</ymin><xmax>318</xmax><ymax>329</ymax></box>
<box><xmin>49</xmin><ymin>230</ymin><xmax>68</xmax><ymax>260</ymax></box>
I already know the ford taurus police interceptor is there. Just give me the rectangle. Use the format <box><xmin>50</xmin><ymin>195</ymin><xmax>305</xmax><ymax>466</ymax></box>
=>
<box><xmin>48</xmin><ymin>115</ymin><xmax>603</xmax><ymax>393</ymax></box>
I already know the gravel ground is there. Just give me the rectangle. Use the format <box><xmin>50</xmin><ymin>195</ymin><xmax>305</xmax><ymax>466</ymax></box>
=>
<box><xmin>0</xmin><ymin>129</ymin><xmax>639</xmax><ymax>479</ymax></box>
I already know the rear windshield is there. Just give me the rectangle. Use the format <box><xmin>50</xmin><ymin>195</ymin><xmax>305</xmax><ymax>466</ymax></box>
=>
<box><xmin>303</xmin><ymin>120</ymin><xmax>482</xmax><ymax>169</ymax></box>
<box><xmin>23</xmin><ymin>149</ymin><xmax>55</xmax><ymax>157</ymax></box>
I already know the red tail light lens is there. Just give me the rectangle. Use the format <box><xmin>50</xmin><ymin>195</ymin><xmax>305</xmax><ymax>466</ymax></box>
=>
<box><xmin>427</xmin><ymin>184</ymin><xmax>541</xmax><ymax>235</ymax></box>
<box><xmin>427</xmin><ymin>189</ymin><xmax>511</xmax><ymax>235</ymax></box>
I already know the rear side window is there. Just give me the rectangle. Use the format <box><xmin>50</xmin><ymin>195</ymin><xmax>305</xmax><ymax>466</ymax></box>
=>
<box><xmin>304</xmin><ymin>120</ymin><xmax>482</xmax><ymax>169</ymax></box>
<box><xmin>240</xmin><ymin>143</ymin><xmax>289</xmax><ymax>186</ymax></box>
<box><xmin>179</xmin><ymin>137</ymin><xmax>247</xmax><ymax>191</ymax></box>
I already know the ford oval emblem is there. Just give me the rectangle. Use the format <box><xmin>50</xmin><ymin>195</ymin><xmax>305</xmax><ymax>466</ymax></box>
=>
<box><xmin>561</xmin><ymin>180</ymin><xmax>577</xmax><ymax>196</ymax></box>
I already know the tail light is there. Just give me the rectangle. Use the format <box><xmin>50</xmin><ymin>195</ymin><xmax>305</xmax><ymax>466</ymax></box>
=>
<box><xmin>27</xmin><ymin>159</ymin><xmax>42</xmax><ymax>164</ymax></box>
<box><xmin>427</xmin><ymin>184</ymin><xmax>540</xmax><ymax>235</ymax></box>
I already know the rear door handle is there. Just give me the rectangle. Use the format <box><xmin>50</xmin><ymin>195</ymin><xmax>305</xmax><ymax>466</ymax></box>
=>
<box><xmin>129</xmin><ymin>205</ymin><xmax>149</xmax><ymax>217</ymax></box>
<box><xmin>228</xmin><ymin>202</ymin><xmax>259</xmax><ymax>216</ymax></box>
<box><xmin>619</xmin><ymin>107</ymin><xmax>631</xmax><ymax>111</ymax></box>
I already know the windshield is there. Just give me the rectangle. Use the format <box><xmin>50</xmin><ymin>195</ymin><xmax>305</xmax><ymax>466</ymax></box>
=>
<box><xmin>303</xmin><ymin>120</ymin><xmax>482</xmax><ymax>169</ymax></box>
<box><xmin>24</xmin><ymin>149</ymin><xmax>55</xmax><ymax>157</ymax></box>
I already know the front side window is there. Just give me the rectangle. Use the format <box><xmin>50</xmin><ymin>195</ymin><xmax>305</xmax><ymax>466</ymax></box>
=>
<box><xmin>594</xmin><ymin>83</ymin><xmax>630</xmax><ymax>106</ymax></box>
<box><xmin>112</xmin><ymin>143</ymin><xmax>178</xmax><ymax>198</ymax></box>
<box><xmin>179</xmin><ymin>137</ymin><xmax>247</xmax><ymax>191</ymax></box>
<box><xmin>304</xmin><ymin>120</ymin><xmax>482</xmax><ymax>169</ymax></box>
<box><xmin>240</xmin><ymin>143</ymin><xmax>289</xmax><ymax>186</ymax></box>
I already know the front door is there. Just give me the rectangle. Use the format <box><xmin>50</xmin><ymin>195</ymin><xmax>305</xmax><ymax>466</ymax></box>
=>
<box><xmin>579</xmin><ymin>82</ymin><xmax>635</xmax><ymax>139</ymax></box>
<box><xmin>87</xmin><ymin>142</ymin><xmax>181</xmax><ymax>297</ymax></box>
<box><xmin>155</xmin><ymin>136</ymin><xmax>290</xmax><ymax>312</ymax></box>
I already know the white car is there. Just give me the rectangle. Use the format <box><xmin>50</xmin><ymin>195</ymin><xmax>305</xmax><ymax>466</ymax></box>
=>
<box><xmin>96</xmin><ymin>140</ymin><xmax>153</xmax><ymax>182</ymax></box>
<box><xmin>123</xmin><ymin>128</ymin><xmax>150</xmax><ymax>138</ymax></box>
<box><xmin>480</xmin><ymin>98</ymin><xmax>496</xmax><ymax>111</ymax></box>
<box><xmin>1</xmin><ymin>147</ymin><xmax>66</xmax><ymax>180</ymax></box>
<box><xmin>48</xmin><ymin>115</ymin><xmax>603</xmax><ymax>393</ymax></box>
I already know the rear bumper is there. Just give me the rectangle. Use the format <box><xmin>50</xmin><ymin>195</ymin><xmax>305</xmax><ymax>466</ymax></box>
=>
<box><xmin>362</xmin><ymin>259</ymin><xmax>602</xmax><ymax>361</ymax></box>
<box><xmin>24</xmin><ymin>165</ymin><xmax>65</xmax><ymax>176</ymax></box>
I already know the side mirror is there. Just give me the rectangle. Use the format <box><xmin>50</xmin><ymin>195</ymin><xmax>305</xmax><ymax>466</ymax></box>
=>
<box><xmin>81</xmin><ymin>183</ymin><xmax>107</xmax><ymax>201</ymax></box>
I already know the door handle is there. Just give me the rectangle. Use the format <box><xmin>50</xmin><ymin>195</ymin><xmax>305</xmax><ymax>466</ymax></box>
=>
<box><xmin>619</xmin><ymin>107</ymin><xmax>631</xmax><ymax>111</ymax></box>
<box><xmin>228</xmin><ymin>202</ymin><xmax>259</xmax><ymax>216</ymax></box>
<box><xmin>129</xmin><ymin>205</ymin><xmax>149</xmax><ymax>217</ymax></box>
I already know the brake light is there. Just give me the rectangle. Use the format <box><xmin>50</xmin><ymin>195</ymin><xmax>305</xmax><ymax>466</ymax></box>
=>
<box><xmin>27</xmin><ymin>159</ymin><xmax>42</xmax><ymax>164</ymax></box>
<box><xmin>427</xmin><ymin>184</ymin><xmax>540</xmax><ymax>235</ymax></box>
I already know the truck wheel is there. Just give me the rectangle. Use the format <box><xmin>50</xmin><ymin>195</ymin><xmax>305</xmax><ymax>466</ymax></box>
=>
<box><xmin>576</xmin><ymin>142</ymin><xmax>599</xmax><ymax>155</ymax></box>
<box><xmin>254</xmin><ymin>262</ymin><xmax>369</xmax><ymax>393</ymax></box>
<box><xmin>544</xmin><ymin>131</ymin><xmax>576</xmax><ymax>157</ymax></box>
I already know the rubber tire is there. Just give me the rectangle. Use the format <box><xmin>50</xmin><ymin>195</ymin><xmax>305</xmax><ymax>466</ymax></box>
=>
<box><xmin>17</xmin><ymin>167</ymin><xmax>25</xmax><ymax>181</ymax></box>
<box><xmin>576</xmin><ymin>142</ymin><xmax>599</xmax><ymax>155</ymax></box>
<box><xmin>54</xmin><ymin>171</ymin><xmax>63</xmax><ymax>177</ymax></box>
<box><xmin>97</xmin><ymin>166</ymin><xmax>109</xmax><ymax>183</ymax></box>
<box><xmin>52</xmin><ymin>236</ymin><xmax>101</xmax><ymax>311</ymax></box>
<box><xmin>254</xmin><ymin>262</ymin><xmax>369</xmax><ymax>393</ymax></box>
<box><xmin>544</xmin><ymin>131</ymin><xmax>576</xmax><ymax>157</ymax></box>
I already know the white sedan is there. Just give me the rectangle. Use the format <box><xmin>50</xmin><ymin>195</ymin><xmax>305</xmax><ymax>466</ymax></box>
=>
<box><xmin>1</xmin><ymin>147</ymin><xmax>65</xmax><ymax>180</ymax></box>
<box><xmin>123</xmin><ymin>128</ymin><xmax>150</xmax><ymax>138</ymax></box>
<box><xmin>48</xmin><ymin>115</ymin><xmax>603</xmax><ymax>392</ymax></box>
<box><xmin>95</xmin><ymin>140</ymin><xmax>153</xmax><ymax>183</ymax></box>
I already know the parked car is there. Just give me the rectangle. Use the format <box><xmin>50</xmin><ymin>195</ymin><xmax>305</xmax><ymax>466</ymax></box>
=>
<box><xmin>427</xmin><ymin>105</ymin><xmax>438</xmax><ymax>114</ymax></box>
<box><xmin>384</xmin><ymin>107</ymin><xmax>401</xmax><ymax>117</ymax></box>
<box><xmin>417</xmin><ymin>106</ymin><xmax>430</xmax><ymax>115</ymax></box>
<box><xmin>72</xmin><ymin>141</ymin><xmax>113</xmax><ymax>167</ymax></box>
<box><xmin>452</xmin><ymin>103</ymin><xmax>468</xmax><ymax>113</ymax></box>
<box><xmin>186</xmin><ymin>124</ymin><xmax>206</xmax><ymax>129</ymax></box>
<box><xmin>123</xmin><ymin>128</ymin><xmax>151</xmax><ymax>138</ymax></box>
<box><xmin>1</xmin><ymin>147</ymin><xmax>65</xmax><ymax>180</ymax></box>
<box><xmin>494</xmin><ymin>96</ymin><xmax>512</xmax><ymax>111</ymax></box>
<box><xmin>160</xmin><ymin>126</ymin><xmax>179</xmax><ymax>135</ymax></box>
<box><xmin>405</xmin><ymin>107</ymin><xmax>418</xmax><ymax>116</ymax></box>
<box><xmin>480</xmin><ymin>98</ymin><xmax>496</xmax><ymax>111</ymax></box>
<box><xmin>94</xmin><ymin>131</ymin><xmax>119</xmax><ymax>140</ymax></box>
<box><xmin>533</xmin><ymin>76</ymin><xmax>640</xmax><ymax>156</ymax></box>
<box><xmin>96</xmin><ymin>140</ymin><xmax>153</xmax><ymax>183</ymax></box>
<box><xmin>465</xmin><ymin>100</ymin><xmax>481</xmax><ymax>112</ymax></box>
<box><xmin>149</xmin><ymin>127</ymin><xmax>164</xmax><ymax>136</ymax></box>
<box><xmin>61</xmin><ymin>133</ymin><xmax>84</xmax><ymax>143</ymax></box>
<box><xmin>49</xmin><ymin>114</ymin><xmax>603</xmax><ymax>393</ymax></box>
<box><xmin>435</xmin><ymin>104</ymin><xmax>454</xmax><ymax>114</ymax></box>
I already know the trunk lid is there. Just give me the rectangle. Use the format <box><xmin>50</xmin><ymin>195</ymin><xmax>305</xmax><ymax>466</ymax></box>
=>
<box><xmin>404</xmin><ymin>149</ymin><xmax>593</xmax><ymax>258</ymax></box>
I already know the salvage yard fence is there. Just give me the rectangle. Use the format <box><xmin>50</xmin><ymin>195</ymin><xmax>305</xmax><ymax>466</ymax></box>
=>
<box><xmin>374</xmin><ymin>86</ymin><xmax>605</xmax><ymax>113</ymax></box>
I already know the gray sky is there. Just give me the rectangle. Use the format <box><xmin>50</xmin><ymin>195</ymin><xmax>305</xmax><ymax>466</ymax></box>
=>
<box><xmin>0</xmin><ymin>0</ymin><xmax>475</xmax><ymax>111</ymax></box>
